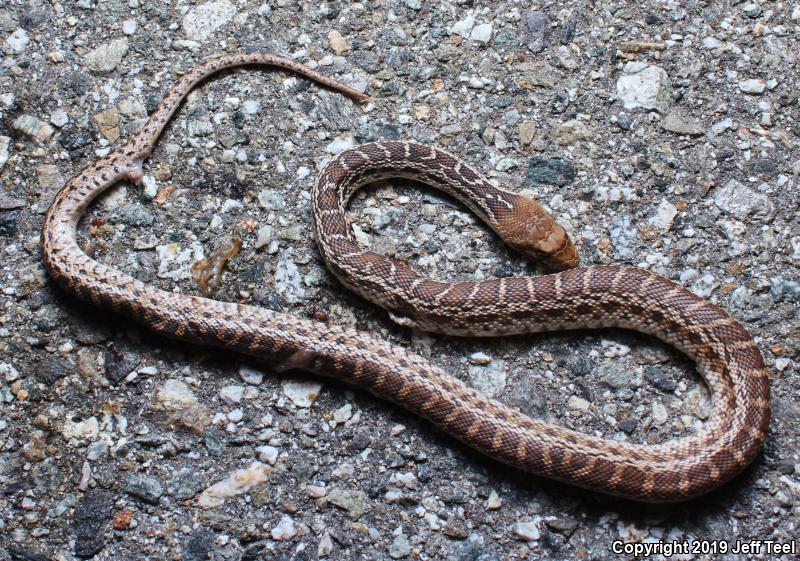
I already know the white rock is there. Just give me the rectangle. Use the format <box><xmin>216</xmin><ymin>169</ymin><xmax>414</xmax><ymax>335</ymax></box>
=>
<box><xmin>183</xmin><ymin>0</ymin><xmax>237</xmax><ymax>42</ymax></box>
<box><xmin>0</xmin><ymin>136</ymin><xmax>10</xmax><ymax>170</ymax></box>
<box><xmin>50</xmin><ymin>110</ymin><xmax>69</xmax><ymax>128</ymax></box>
<box><xmin>514</xmin><ymin>520</ymin><xmax>541</xmax><ymax>541</ymax></box>
<box><xmin>122</xmin><ymin>19</ymin><xmax>137</xmax><ymax>35</ymax></box>
<box><xmin>325</xmin><ymin>135</ymin><xmax>356</xmax><ymax>154</ymax></box>
<box><xmin>242</xmin><ymin>100</ymin><xmax>261</xmax><ymax>115</ymax></box>
<box><xmin>3</xmin><ymin>28</ymin><xmax>30</xmax><ymax>54</ymax></box>
<box><xmin>469</xmin><ymin>352</ymin><xmax>492</xmax><ymax>365</ymax></box>
<box><xmin>1</xmin><ymin>362</ymin><xmax>20</xmax><ymax>382</ymax></box>
<box><xmin>616</xmin><ymin>62</ymin><xmax>670</xmax><ymax>112</ymax></box>
<box><xmin>271</xmin><ymin>515</ymin><xmax>298</xmax><ymax>540</ymax></box>
<box><xmin>197</xmin><ymin>461</ymin><xmax>271</xmax><ymax>508</ymax></box>
<box><xmin>156</xmin><ymin>243</ymin><xmax>197</xmax><ymax>280</ymax></box>
<box><xmin>219</xmin><ymin>385</ymin><xmax>245</xmax><ymax>404</ymax></box>
<box><xmin>648</xmin><ymin>199</ymin><xmax>677</xmax><ymax>231</ymax></box>
<box><xmin>683</xmin><ymin>386</ymin><xmax>711</xmax><ymax>420</ymax></box>
<box><xmin>282</xmin><ymin>379</ymin><xmax>323</xmax><ymax>408</ymax></box>
<box><xmin>256</xmin><ymin>445</ymin><xmax>279</xmax><ymax>465</ymax></box>
<box><xmin>470</xmin><ymin>23</ymin><xmax>493</xmax><ymax>43</ymax></box>
<box><xmin>84</xmin><ymin>39</ymin><xmax>129</xmax><ymax>73</ymax></box>
<box><xmin>254</xmin><ymin>225</ymin><xmax>273</xmax><ymax>250</ymax></box>
<box><xmin>567</xmin><ymin>396</ymin><xmax>591</xmax><ymax>411</ymax></box>
<box><xmin>62</xmin><ymin>416</ymin><xmax>100</xmax><ymax>442</ymax></box>
<box><xmin>452</xmin><ymin>15</ymin><xmax>475</xmax><ymax>37</ymax></box>
<box><xmin>702</xmin><ymin>37</ymin><xmax>721</xmax><ymax>49</ymax></box>
<box><xmin>467</xmin><ymin>76</ymin><xmax>484</xmax><ymax>89</ymax></box>
<box><xmin>652</xmin><ymin>401</ymin><xmax>668</xmax><ymax>425</ymax></box>
<box><xmin>275</xmin><ymin>251</ymin><xmax>306</xmax><ymax>303</ymax></box>
<box><xmin>710</xmin><ymin>118</ymin><xmax>734</xmax><ymax>136</ymax></box>
<box><xmin>738</xmin><ymin>79</ymin><xmax>766</xmax><ymax>94</ymax></box>
<box><xmin>13</xmin><ymin>114</ymin><xmax>54</xmax><ymax>143</ymax></box>
<box><xmin>157</xmin><ymin>379</ymin><xmax>199</xmax><ymax>409</ymax></box>
<box><xmin>327</xmin><ymin>30</ymin><xmax>349</xmax><ymax>55</ymax></box>
<box><xmin>689</xmin><ymin>274</ymin><xmax>719</xmax><ymax>299</ymax></box>
<box><xmin>351</xmin><ymin>224</ymin><xmax>372</xmax><ymax>247</ymax></box>
<box><xmin>468</xmin><ymin>362</ymin><xmax>506</xmax><ymax>397</ymax></box>
<box><xmin>239</xmin><ymin>365</ymin><xmax>265</xmax><ymax>385</ymax></box>
<box><xmin>486</xmin><ymin>491</ymin><xmax>502</xmax><ymax>509</ymax></box>
<box><xmin>318</xmin><ymin>532</ymin><xmax>334</xmax><ymax>557</ymax></box>
<box><xmin>333</xmin><ymin>403</ymin><xmax>352</xmax><ymax>424</ymax></box>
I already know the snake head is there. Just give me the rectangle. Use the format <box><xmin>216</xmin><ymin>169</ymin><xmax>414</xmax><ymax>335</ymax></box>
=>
<box><xmin>498</xmin><ymin>194</ymin><xmax>579</xmax><ymax>271</ymax></box>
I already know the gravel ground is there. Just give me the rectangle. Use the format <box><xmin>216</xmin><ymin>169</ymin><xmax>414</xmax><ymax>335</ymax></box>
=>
<box><xmin>1</xmin><ymin>1</ymin><xmax>799</xmax><ymax>560</ymax></box>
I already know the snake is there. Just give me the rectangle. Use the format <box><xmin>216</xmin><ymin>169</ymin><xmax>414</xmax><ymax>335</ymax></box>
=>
<box><xmin>40</xmin><ymin>52</ymin><xmax>770</xmax><ymax>502</ymax></box>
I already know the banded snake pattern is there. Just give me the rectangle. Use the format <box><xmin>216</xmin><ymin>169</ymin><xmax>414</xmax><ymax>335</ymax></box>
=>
<box><xmin>41</xmin><ymin>52</ymin><xmax>770</xmax><ymax>502</ymax></box>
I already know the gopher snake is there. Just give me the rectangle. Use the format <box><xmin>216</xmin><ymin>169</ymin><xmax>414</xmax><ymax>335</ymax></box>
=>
<box><xmin>41</xmin><ymin>52</ymin><xmax>770</xmax><ymax>502</ymax></box>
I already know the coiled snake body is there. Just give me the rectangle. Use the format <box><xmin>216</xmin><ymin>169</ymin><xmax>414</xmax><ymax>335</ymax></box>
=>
<box><xmin>41</xmin><ymin>52</ymin><xmax>770</xmax><ymax>502</ymax></box>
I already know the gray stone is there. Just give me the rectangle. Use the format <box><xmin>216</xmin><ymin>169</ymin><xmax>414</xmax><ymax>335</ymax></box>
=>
<box><xmin>182</xmin><ymin>529</ymin><xmax>215</xmax><ymax>561</ymax></box>
<box><xmin>73</xmin><ymin>489</ymin><xmax>113</xmax><ymax>557</ymax></box>
<box><xmin>513</xmin><ymin>520</ymin><xmax>540</xmax><ymax>541</ymax></box>
<box><xmin>0</xmin><ymin>210</ymin><xmax>18</xmax><ymax>237</ymax></box>
<box><xmin>84</xmin><ymin>39</ymin><xmax>129</xmax><ymax>73</ymax></box>
<box><xmin>712</xmin><ymin>180</ymin><xmax>775</xmax><ymax>222</ymax></box>
<box><xmin>325</xmin><ymin>135</ymin><xmax>356</xmax><ymax>154</ymax></box>
<box><xmin>645</xmin><ymin>367</ymin><xmax>676</xmax><ymax>392</ymax></box>
<box><xmin>770</xmin><ymin>277</ymin><xmax>800</xmax><ymax>303</ymax></box>
<box><xmin>256</xmin><ymin>445</ymin><xmax>279</xmax><ymax>465</ymax></box>
<box><xmin>389</xmin><ymin>535</ymin><xmax>411</xmax><ymax>558</ymax></box>
<box><xmin>188</xmin><ymin>118</ymin><xmax>213</xmax><ymax>137</ymax></box>
<box><xmin>327</xmin><ymin>488</ymin><xmax>368</xmax><ymax>519</ymax></box>
<box><xmin>525</xmin><ymin>158</ymin><xmax>576</xmax><ymax>187</ymax></box>
<box><xmin>257</xmin><ymin>189</ymin><xmax>286</xmax><ymax>211</ymax></box>
<box><xmin>12</xmin><ymin>114</ymin><xmax>54</xmax><ymax>143</ymax></box>
<box><xmin>275</xmin><ymin>251</ymin><xmax>305</xmax><ymax>303</ymax></box>
<box><xmin>451</xmin><ymin>15</ymin><xmax>475</xmax><ymax>37</ymax></box>
<box><xmin>219</xmin><ymin>385</ymin><xmax>244</xmax><ymax>404</ymax></box>
<box><xmin>553</xmin><ymin>119</ymin><xmax>592</xmax><ymax>145</ymax></box>
<box><xmin>598</xmin><ymin>362</ymin><xmax>630</xmax><ymax>390</ymax></box>
<box><xmin>168</xmin><ymin>468</ymin><xmax>207</xmax><ymax>500</ymax></box>
<box><xmin>86</xmin><ymin>441</ymin><xmax>108</xmax><ymax>461</ymax></box>
<box><xmin>183</xmin><ymin>0</ymin><xmax>237</xmax><ymax>42</ymax></box>
<box><xmin>608</xmin><ymin>214</ymin><xmax>637</xmax><ymax>259</ymax></box>
<box><xmin>0</xmin><ymin>136</ymin><xmax>10</xmax><ymax>171</ymax></box>
<box><xmin>661</xmin><ymin>112</ymin><xmax>704</xmax><ymax>136</ymax></box>
<box><xmin>617</xmin><ymin>113</ymin><xmax>633</xmax><ymax>130</ymax></box>
<box><xmin>652</xmin><ymin>401</ymin><xmax>668</xmax><ymax>425</ymax></box>
<box><xmin>124</xmin><ymin>473</ymin><xmax>164</xmax><ymax>504</ymax></box>
<box><xmin>113</xmin><ymin>204</ymin><xmax>154</xmax><ymax>227</ymax></box>
<box><xmin>524</xmin><ymin>11</ymin><xmax>549</xmax><ymax>53</ymax></box>
<box><xmin>3</xmin><ymin>28</ymin><xmax>29</xmax><ymax>54</ymax></box>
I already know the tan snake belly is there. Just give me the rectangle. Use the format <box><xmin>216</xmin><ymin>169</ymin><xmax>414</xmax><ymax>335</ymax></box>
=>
<box><xmin>40</xmin><ymin>52</ymin><xmax>770</xmax><ymax>502</ymax></box>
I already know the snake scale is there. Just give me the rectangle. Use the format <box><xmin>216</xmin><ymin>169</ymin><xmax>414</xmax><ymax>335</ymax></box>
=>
<box><xmin>41</xmin><ymin>52</ymin><xmax>770</xmax><ymax>502</ymax></box>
